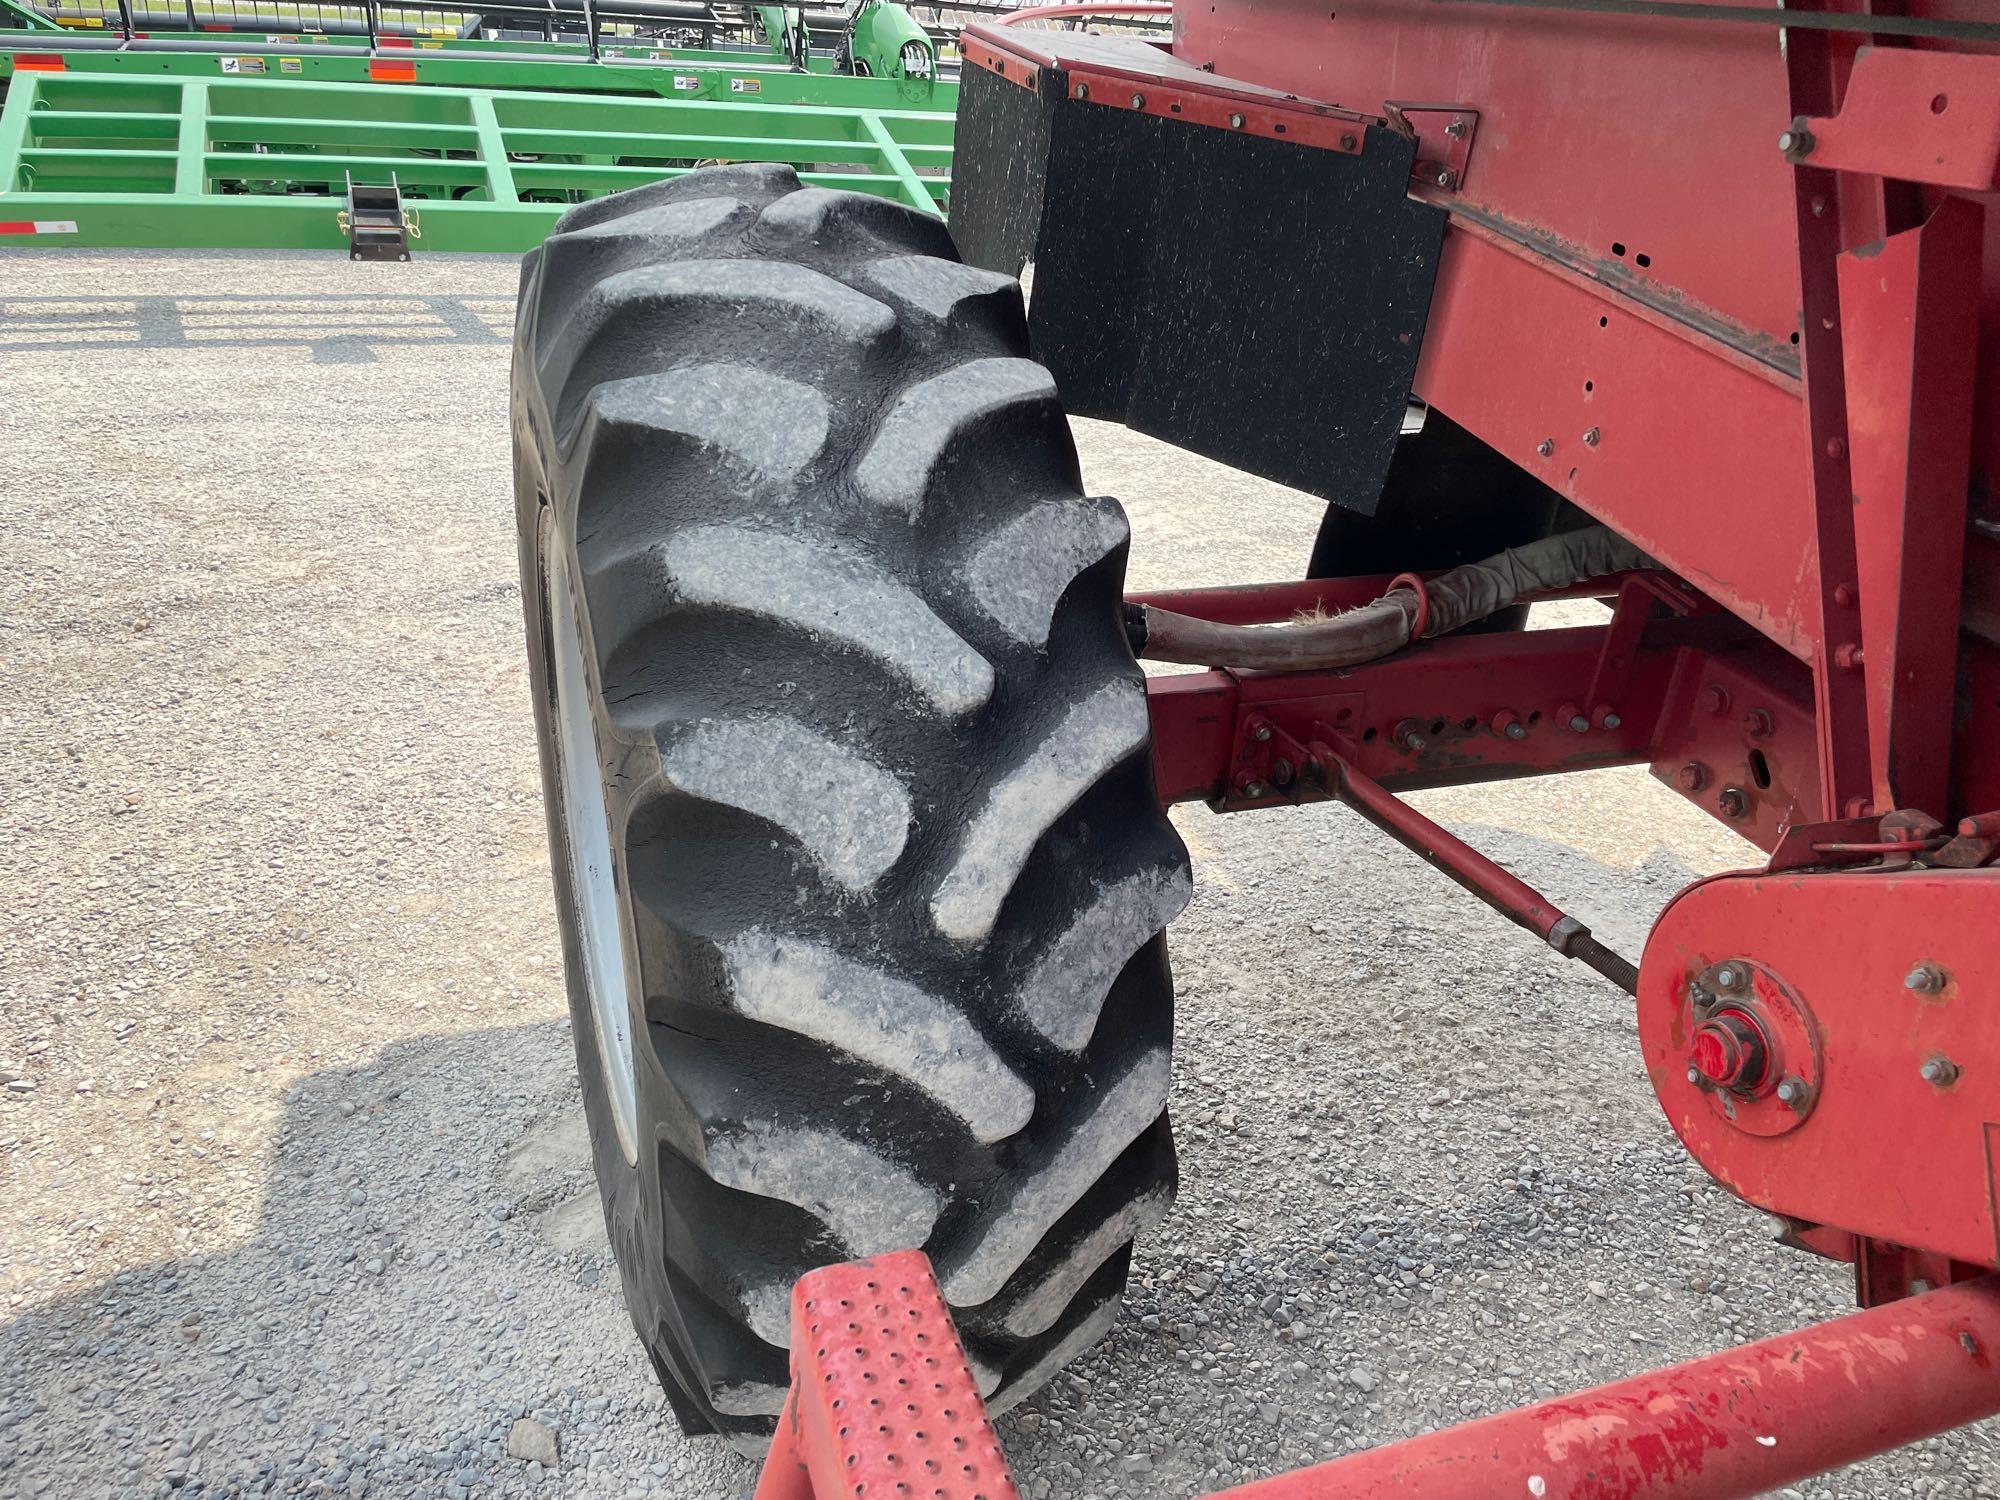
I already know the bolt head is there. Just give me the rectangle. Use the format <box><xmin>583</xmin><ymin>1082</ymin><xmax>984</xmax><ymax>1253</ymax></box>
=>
<box><xmin>1686</xmin><ymin>1065</ymin><xmax>1704</xmax><ymax>1087</ymax></box>
<box><xmin>1582</xmin><ymin>427</ymin><xmax>1601</xmax><ymax>447</ymax></box>
<box><xmin>1505</xmin><ymin>721</ymin><xmax>1528</xmax><ymax>741</ymax></box>
<box><xmin>1566</xmin><ymin>715</ymin><xmax>1590</xmax><ymax>734</ymax></box>
<box><xmin>1715</xmin><ymin>965</ymin><xmax>1744</xmax><ymax>991</ymax></box>
<box><xmin>1536</xmin><ymin>438</ymin><xmax>1555</xmax><ymax>458</ymax></box>
<box><xmin>1906</xmin><ymin>964</ymin><xmax>1945</xmax><ymax>994</ymax></box>
<box><xmin>1251</xmin><ymin>723</ymin><xmax>1272</xmax><ymax>742</ymax></box>
<box><xmin>1719</xmin><ymin>787</ymin><xmax>1749</xmax><ymax>819</ymax></box>
<box><xmin>1131</xmin><ymin>93</ymin><xmax>1146</xmax><ymax>108</ymax></box>
<box><xmin>1444</xmin><ymin>118</ymin><xmax>1467</xmax><ymax>138</ymax></box>
<box><xmin>1228</xmin><ymin>112</ymin><xmax>1245</xmax><ymax>128</ymax></box>
<box><xmin>1600</xmin><ymin>712</ymin><xmax>1622</xmax><ymax>730</ymax></box>
<box><xmin>1243</xmin><ymin>781</ymin><xmax>1268</xmax><ymax>800</ymax></box>
<box><xmin>1775</xmin><ymin>1077</ymin><xmax>1805</xmax><ymax>1106</ymax></box>
<box><xmin>1675</xmin><ymin>762</ymin><xmax>1709</xmax><ymax>793</ymax></box>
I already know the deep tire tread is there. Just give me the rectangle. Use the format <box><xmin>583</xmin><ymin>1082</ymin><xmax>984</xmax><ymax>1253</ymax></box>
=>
<box><xmin>511</xmin><ymin>167</ymin><xmax>1186</xmax><ymax>1442</ymax></box>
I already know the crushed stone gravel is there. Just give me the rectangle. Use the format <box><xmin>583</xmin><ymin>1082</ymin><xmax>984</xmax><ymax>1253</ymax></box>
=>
<box><xmin>2</xmin><ymin>248</ymin><xmax>1996</xmax><ymax>1499</ymax></box>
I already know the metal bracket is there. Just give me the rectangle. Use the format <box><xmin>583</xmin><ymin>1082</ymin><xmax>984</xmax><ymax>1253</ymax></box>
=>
<box><xmin>342</xmin><ymin>169</ymin><xmax>413</xmax><ymax>261</ymax></box>
<box><xmin>1386</xmin><ymin>102</ymin><xmax>1479</xmax><ymax>192</ymax></box>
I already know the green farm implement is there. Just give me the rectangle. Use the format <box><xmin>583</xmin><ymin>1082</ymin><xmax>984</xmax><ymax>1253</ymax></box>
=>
<box><xmin>0</xmin><ymin>0</ymin><xmax>956</xmax><ymax>250</ymax></box>
<box><xmin>0</xmin><ymin>68</ymin><xmax>950</xmax><ymax>249</ymax></box>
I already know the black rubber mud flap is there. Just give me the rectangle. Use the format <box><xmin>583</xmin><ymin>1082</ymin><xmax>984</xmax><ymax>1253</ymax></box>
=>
<box><xmin>950</xmin><ymin>36</ymin><xmax>1446</xmax><ymax>517</ymax></box>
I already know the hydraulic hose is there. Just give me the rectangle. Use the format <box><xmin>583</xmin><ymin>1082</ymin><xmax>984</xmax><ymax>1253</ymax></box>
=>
<box><xmin>1136</xmin><ymin>524</ymin><xmax>1653</xmax><ymax>671</ymax></box>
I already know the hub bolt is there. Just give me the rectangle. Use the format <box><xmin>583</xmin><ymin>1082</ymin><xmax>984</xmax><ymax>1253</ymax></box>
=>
<box><xmin>1920</xmin><ymin>1057</ymin><xmax>1960</xmax><ymax>1087</ymax></box>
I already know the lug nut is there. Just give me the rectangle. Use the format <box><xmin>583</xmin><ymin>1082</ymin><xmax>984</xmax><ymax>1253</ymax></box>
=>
<box><xmin>1920</xmin><ymin>1057</ymin><xmax>1960</xmax><ymax>1087</ymax></box>
<box><xmin>1715</xmin><ymin>964</ymin><xmax>1745</xmax><ymax>991</ymax></box>
<box><xmin>1905</xmin><ymin>964</ymin><xmax>1946</xmax><ymax>995</ymax></box>
<box><xmin>1719</xmin><ymin>786</ymin><xmax>1749</xmax><ymax>819</ymax></box>
<box><xmin>1675</xmin><ymin>761</ymin><xmax>1709</xmax><ymax>793</ymax></box>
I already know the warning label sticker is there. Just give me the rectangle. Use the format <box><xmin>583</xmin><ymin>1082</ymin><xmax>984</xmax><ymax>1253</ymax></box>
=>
<box><xmin>220</xmin><ymin>56</ymin><xmax>266</xmax><ymax>74</ymax></box>
<box><xmin>673</xmin><ymin>74</ymin><xmax>700</xmax><ymax>91</ymax></box>
<box><xmin>728</xmin><ymin>77</ymin><xmax>761</xmax><ymax>93</ymax></box>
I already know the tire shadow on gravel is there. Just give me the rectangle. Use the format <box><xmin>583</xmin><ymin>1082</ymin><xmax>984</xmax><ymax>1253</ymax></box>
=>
<box><xmin>0</xmin><ymin>1020</ymin><xmax>754</xmax><ymax>1500</ymax></box>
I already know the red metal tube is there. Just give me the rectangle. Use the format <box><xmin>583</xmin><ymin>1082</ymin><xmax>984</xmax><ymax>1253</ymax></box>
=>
<box><xmin>1211</xmin><ymin>1274</ymin><xmax>2000</xmax><ymax>1500</ymax></box>
<box><xmin>994</xmin><ymin>1</ymin><xmax>1172</xmax><ymax>23</ymax></box>
<box><xmin>1326</xmin><ymin>755</ymin><xmax>1563</xmax><ymax>940</ymax></box>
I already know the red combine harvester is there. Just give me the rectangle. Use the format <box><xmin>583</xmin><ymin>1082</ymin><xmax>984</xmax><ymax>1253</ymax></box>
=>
<box><xmin>508</xmin><ymin>0</ymin><xmax>2000</xmax><ymax>1492</ymax></box>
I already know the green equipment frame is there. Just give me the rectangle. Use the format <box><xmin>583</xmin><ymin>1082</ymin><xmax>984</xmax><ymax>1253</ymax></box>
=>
<box><xmin>0</xmin><ymin>69</ymin><xmax>949</xmax><ymax>249</ymax></box>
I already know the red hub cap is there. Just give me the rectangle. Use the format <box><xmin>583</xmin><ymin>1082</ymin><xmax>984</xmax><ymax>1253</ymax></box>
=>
<box><xmin>1690</xmin><ymin>1009</ymin><xmax>1770</xmax><ymax>1092</ymax></box>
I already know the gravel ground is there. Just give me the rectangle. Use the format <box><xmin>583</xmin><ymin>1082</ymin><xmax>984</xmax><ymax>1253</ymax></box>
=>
<box><xmin>3</xmin><ymin>249</ymin><xmax>1996</xmax><ymax>1500</ymax></box>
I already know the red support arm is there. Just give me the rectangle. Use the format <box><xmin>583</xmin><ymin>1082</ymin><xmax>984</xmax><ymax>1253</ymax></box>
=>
<box><xmin>1210</xmin><ymin>1273</ymin><xmax>2000</xmax><ymax>1500</ymax></box>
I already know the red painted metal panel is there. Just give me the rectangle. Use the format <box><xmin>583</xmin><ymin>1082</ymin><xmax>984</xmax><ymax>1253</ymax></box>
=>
<box><xmin>1804</xmin><ymin>46</ymin><xmax>2000</xmax><ymax>191</ymax></box>
<box><xmin>1640</xmin><ymin>868</ymin><xmax>2000</xmax><ymax>1267</ymax></box>
<box><xmin>1841</xmin><ymin>195</ymin><xmax>1981</xmax><ymax>817</ymax></box>
<box><xmin>1411</xmin><ymin>228</ymin><xmax>1815</xmax><ymax>658</ymax></box>
<box><xmin>1176</xmin><ymin>0</ymin><xmax>1806</xmax><ymax>350</ymax></box>
<box><xmin>1208</xmin><ymin>1273</ymin><xmax>2000</xmax><ymax>1500</ymax></box>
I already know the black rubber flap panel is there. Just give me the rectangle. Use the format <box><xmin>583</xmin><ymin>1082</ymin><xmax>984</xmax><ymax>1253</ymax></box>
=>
<box><xmin>951</xmin><ymin>68</ymin><xmax>1445</xmax><ymax>517</ymax></box>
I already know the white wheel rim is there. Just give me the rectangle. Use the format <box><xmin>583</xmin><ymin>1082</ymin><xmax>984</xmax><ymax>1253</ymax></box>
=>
<box><xmin>545</xmin><ymin>512</ymin><xmax>642</xmax><ymax>1166</ymax></box>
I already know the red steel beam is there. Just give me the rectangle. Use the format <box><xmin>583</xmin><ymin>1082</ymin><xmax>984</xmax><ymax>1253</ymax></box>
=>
<box><xmin>1210</xmin><ymin>1273</ymin><xmax>2000</xmax><ymax>1500</ymax></box>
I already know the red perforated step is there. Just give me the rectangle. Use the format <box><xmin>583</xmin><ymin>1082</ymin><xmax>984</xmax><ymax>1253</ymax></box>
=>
<box><xmin>754</xmin><ymin>1251</ymin><xmax>1023</xmax><ymax>1500</ymax></box>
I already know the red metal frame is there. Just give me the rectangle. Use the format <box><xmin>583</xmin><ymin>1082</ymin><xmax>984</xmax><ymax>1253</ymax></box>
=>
<box><xmin>946</xmin><ymin>0</ymin><xmax>2000</xmax><ymax>1490</ymax></box>
<box><xmin>758</xmin><ymin>1253</ymin><xmax>2000</xmax><ymax>1500</ymax></box>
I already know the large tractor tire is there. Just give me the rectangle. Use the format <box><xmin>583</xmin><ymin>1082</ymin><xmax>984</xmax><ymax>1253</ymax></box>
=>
<box><xmin>510</xmin><ymin>164</ymin><xmax>1190</xmax><ymax>1449</ymax></box>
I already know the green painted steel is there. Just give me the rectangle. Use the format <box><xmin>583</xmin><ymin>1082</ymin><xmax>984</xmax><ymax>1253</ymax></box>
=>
<box><xmin>0</xmin><ymin>70</ymin><xmax>949</xmax><ymax>250</ymax></box>
<box><xmin>0</xmin><ymin>41</ymin><xmax>957</xmax><ymax>106</ymax></box>
<box><xmin>846</xmin><ymin>0</ymin><xmax>931</xmax><ymax>79</ymax></box>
